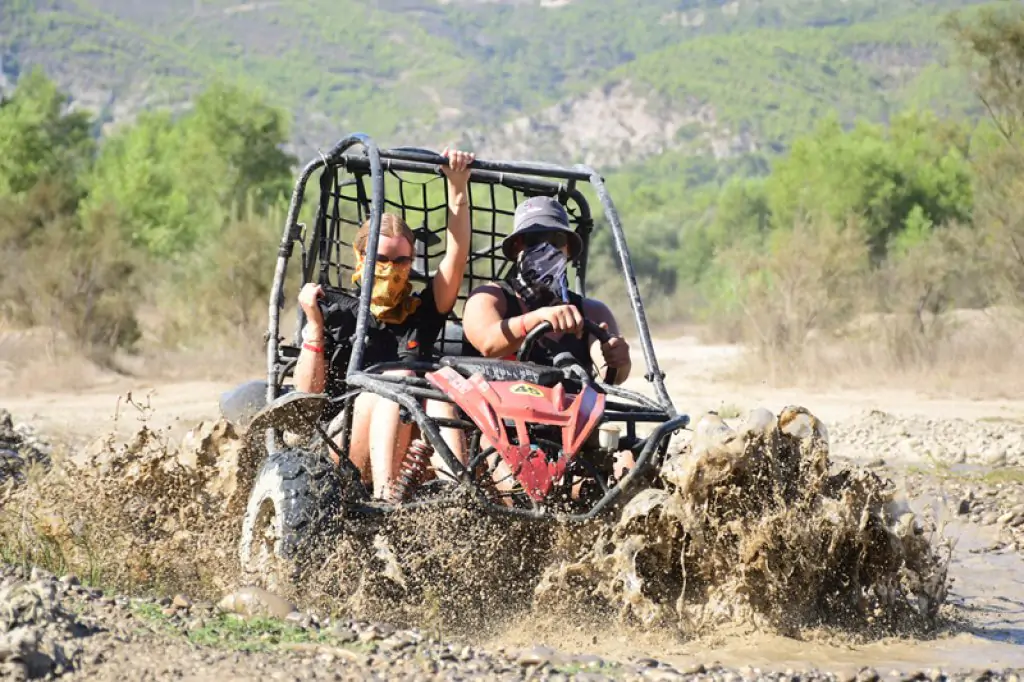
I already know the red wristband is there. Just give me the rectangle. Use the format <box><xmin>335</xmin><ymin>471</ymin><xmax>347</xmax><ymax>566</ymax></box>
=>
<box><xmin>302</xmin><ymin>341</ymin><xmax>324</xmax><ymax>353</ymax></box>
<box><xmin>519</xmin><ymin>315</ymin><xmax>528</xmax><ymax>338</ymax></box>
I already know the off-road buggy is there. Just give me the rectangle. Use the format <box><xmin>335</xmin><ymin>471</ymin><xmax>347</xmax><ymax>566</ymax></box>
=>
<box><xmin>220</xmin><ymin>134</ymin><xmax>690</xmax><ymax>588</ymax></box>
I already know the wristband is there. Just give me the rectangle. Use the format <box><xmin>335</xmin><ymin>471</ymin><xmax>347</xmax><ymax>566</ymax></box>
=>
<box><xmin>302</xmin><ymin>341</ymin><xmax>324</xmax><ymax>354</ymax></box>
<box><xmin>302</xmin><ymin>323</ymin><xmax>324</xmax><ymax>344</ymax></box>
<box><xmin>519</xmin><ymin>315</ymin><xmax>528</xmax><ymax>338</ymax></box>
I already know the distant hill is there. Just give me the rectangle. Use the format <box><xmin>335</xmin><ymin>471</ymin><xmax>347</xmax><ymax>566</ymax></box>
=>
<box><xmin>0</xmin><ymin>0</ymin><xmax>991</xmax><ymax>170</ymax></box>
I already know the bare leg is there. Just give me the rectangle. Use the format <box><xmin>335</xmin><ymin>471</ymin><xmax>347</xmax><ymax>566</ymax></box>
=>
<box><xmin>426</xmin><ymin>399</ymin><xmax>466</xmax><ymax>480</ymax></box>
<box><xmin>368</xmin><ymin>370</ymin><xmax>415</xmax><ymax>499</ymax></box>
<box><xmin>477</xmin><ymin>435</ymin><xmax>517</xmax><ymax>507</ymax></box>
<box><xmin>347</xmin><ymin>393</ymin><xmax>378</xmax><ymax>485</ymax></box>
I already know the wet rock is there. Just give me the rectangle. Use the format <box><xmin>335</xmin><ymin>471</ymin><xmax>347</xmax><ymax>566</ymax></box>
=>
<box><xmin>517</xmin><ymin>645</ymin><xmax>560</xmax><ymax>666</ymax></box>
<box><xmin>284</xmin><ymin>611</ymin><xmax>313</xmax><ymax>629</ymax></box>
<box><xmin>216</xmin><ymin>587</ymin><xmax>296</xmax><ymax>619</ymax></box>
<box><xmin>329</xmin><ymin>624</ymin><xmax>357</xmax><ymax>643</ymax></box>
<box><xmin>859</xmin><ymin>668</ymin><xmax>881</xmax><ymax>682</ymax></box>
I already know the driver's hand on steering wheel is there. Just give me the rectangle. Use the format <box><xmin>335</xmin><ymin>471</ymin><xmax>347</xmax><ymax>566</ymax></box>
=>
<box><xmin>597</xmin><ymin>322</ymin><xmax>630</xmax><ymax>368</ymax></box>
<box><xmin>534</xmin><ymin>304</ymin><xmax>584</xmax><ymax>338</ymax></box>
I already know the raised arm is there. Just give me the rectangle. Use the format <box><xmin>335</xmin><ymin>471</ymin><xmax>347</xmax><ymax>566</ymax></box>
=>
<box><xmin>432</xmin><ymin>147</ymin><xmax>474</xmax><ymax>314</ymax></box>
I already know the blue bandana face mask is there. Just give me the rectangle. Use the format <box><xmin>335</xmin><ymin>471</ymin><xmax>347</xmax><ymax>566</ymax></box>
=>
<box><xmin>511</xmin><ymin>241</ymin><xmax>569</xmax><ymax>309</ymax></box>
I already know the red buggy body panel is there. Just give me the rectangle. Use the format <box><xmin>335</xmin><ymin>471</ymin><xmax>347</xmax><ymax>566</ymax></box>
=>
<box><xmin>425</xmin><ymin>366</ymin><xmax>606</xmax><ymax>500</ymax></box>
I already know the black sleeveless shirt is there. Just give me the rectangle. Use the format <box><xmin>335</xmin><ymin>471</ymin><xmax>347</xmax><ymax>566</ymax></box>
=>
<box><xmin>464</xmin><ymin>282</ymin><xmax>594</xmax><ymax>374</ymax></box>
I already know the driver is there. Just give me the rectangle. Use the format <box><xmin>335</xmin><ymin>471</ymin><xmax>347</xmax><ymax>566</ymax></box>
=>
<box><xmin>461</xmin><ymin>195</ymin><xmax>632</xmax><ymax>383</ymax></box>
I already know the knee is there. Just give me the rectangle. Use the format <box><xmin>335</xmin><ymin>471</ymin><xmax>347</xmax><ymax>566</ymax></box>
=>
<box><xmin>426</xmin><ymin>399</ymin><xmax>456</xmax><ymax>418</ymax></box>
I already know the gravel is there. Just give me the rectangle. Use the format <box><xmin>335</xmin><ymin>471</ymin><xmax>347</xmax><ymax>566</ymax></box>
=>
<box><xmin>827</xmin><ymin>410</ymin><xmax>1024</xmax><ymax>553</ymax></box>
<box><xmin>827</xmin><ymin>410</ymin><xmax>1024</xmax><ymax>468</ymax></box>
<box><xmin>3</xmin><ymin>562</ymin><xmax>1021</xmax><ymax>682</ymax></box>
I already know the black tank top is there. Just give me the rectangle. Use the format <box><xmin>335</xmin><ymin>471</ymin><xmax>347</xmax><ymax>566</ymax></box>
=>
<box><xmin>463</xmin><ymin>282</ymin><xmax>593</xmax><ymax>373</ymax></box>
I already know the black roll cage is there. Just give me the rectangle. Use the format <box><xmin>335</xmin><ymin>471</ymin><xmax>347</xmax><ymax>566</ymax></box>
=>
<box><xmin>263</xmin><ymin>133</ymin><xmax>688</xmax><ymax>522</ymax></box>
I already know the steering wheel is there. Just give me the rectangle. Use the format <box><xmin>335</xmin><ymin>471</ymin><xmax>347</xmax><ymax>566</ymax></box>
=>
<box><xmin>518</xmin><ymin>318</ymin><xmax>619</xmax><ymax>385</ymax></box>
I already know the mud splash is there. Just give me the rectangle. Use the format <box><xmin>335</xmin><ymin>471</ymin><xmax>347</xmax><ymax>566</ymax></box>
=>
<box><xmin>290</xmin><ymin>488</ymin><xmax>595</xmax><ymax>638</ymax></box>
<box><xmin>534</xmin><ymin>407</ymin><xmax>953</xmax><ymax>638</ymax></box>
<box><xmin>0</xmin><ymin>401</ymin><xmax>255</xmax><ymax>599</ymax></box>
<box><xmin>0</xmin><ymin>401</ymin><xmax>953</xmax><ymax>645</ymax></box>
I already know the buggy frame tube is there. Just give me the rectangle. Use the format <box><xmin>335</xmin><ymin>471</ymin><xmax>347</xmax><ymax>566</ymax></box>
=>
<box><xmin>343</xmin><ymin>412</ymin><xmax>690</xmax><ymax>522</ymax></box>
<box><xmin>266</xmin><ymin>156</ymin><xmax>327</xmax><ymax>452</ymax></box>
<box><xmin>265</xmin><ymin>133</ymin><xmax>385</xmax><ymax>452</ymax></box>
<box><xmin>346</xmin><ymin>372</ymin><xmax>471</xmax><ymax>484</ymax></box>
<box><xmin>576</xmin><ymin>164</ymin><xmax>674</xmax><ymax>413</ymax></box>
<box><xmin>377</xmin><ymin>148</ymin><xmax>594</xmax><ymax>182</ymax></box>
<box><xmin>345</xmin><ymin>136</ymin><xmax>386</xmax><ymax>378</ymax></box>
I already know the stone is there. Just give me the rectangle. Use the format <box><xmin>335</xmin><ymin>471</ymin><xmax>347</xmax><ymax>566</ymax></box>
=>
<box><xmin>216</xmin><ymin>588</ymin><xmax>296</xmax><ymax>620</ymax></box>
<box><xmin>516</xmin><ymin>645</ymin><xmax>560</xmax><ymax>666</ymax></box>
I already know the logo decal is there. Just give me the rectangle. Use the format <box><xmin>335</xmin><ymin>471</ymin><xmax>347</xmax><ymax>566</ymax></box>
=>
<box><xmin>510</xmin><ymin>383</ymin><xmax>544</xmax><ymax>398</ymax></box>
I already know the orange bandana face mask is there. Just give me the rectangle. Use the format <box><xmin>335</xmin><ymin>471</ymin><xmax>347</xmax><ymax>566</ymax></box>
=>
<box><xmin>351</xmin><ymin>250</ymin><xmax>422</xmax><ymax>324</ymax></box>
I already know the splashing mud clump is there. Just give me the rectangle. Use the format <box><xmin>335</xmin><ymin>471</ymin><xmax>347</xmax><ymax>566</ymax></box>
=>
<box><xmin>0</xmin><ymin>407</ymin><xmax>255</xmax><ymax>600</ymax></box>
<box><xmin>535</xmin><ymin>406</ymin><xmax>952</xmax><ymax>637</ymax></box>
<box><xmin>0</xmin><ymin>409</ymin><xmax>52</xmax><ymax>488</ymax></box>
<box><xmin>295</xmin><ymin>496</ymin><xmax>572</xmax><ymax>638</ymax></box>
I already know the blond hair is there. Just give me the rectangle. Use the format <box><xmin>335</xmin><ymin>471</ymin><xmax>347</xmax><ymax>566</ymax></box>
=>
<box><xmin>353</xmin><ymin>212</ymin><xmax>416</xmax><ymax>254</ymax></box>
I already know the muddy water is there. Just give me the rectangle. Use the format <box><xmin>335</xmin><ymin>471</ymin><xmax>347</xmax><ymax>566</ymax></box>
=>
<box><xmin>487</xmin><ymin>499</ymin><xmax>1024</xmax><ymax>675</ymax></box>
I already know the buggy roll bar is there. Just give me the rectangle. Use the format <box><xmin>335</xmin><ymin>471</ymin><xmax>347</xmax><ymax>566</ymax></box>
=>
<box><xmin>265</xmin><ymin>134</ymin><xmax>678</xmax><ymax>451</ymax></box>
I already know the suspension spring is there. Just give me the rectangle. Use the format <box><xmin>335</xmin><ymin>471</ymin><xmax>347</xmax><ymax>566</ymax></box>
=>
<box><xmin>388</xmin><ymin>439</ymin><xmax>434</xmax><ymax>503</ymax></box>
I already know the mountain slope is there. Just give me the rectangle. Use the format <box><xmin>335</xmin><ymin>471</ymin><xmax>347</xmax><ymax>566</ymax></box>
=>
<box><xmin>0</xmin><ymin>0</ymin><xmax>992</xmax><ymax>168</ymax></box>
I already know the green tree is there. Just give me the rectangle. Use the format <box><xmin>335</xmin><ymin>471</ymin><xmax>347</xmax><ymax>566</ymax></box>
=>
<box><xmin>0</xmin><ymin>67</ymin><xmax>94</xmax><ymax>197</ymax></box>
<box><xmin>946</xmin><ymin>4</ymin><xmax>1024</xmax><ymax>300</ymax></box>
<box><xmin>80</xmin><ymin>82</ymin><xmax>296</xmax><ymax>258</ymax></box>
<box><xmin>763</xmin><ymin>110</ymin><xmax>973</xmax><ymax>261</ymax></box>
<box><xmin>186</xmin><ymin>82</ymin><xmax>296</xmax><ymax>209</ymax></box>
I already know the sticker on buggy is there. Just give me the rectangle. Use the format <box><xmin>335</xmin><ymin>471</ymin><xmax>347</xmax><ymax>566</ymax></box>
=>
<box><xmin>510</xmin><ymin>383</ymin><xmax>544</xmax><ymax>398</ymax></box>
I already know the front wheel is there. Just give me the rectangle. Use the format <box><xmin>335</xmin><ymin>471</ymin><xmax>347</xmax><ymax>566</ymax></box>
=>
<box><xmin>238</xmin><ymin>447</ymin><xmax>344</xmax><ymax>593</ymax></box>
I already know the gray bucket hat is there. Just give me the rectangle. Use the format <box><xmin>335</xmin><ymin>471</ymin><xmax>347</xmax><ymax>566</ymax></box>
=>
<box><xmin>500</xmin><ymin>196</ymin><xmax>583</xmax><ymax>260</ymax></box>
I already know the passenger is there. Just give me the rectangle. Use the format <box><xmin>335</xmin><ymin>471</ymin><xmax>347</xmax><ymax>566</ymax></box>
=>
<box><xmin>461</xmin><ymin>195</ymin><xmax>632</xmax><ymax>383</ymax></box>
<box><xmin>293</xmin><ymin>147</ymin><xmax>474</xmax><ymax>501</ymax></box>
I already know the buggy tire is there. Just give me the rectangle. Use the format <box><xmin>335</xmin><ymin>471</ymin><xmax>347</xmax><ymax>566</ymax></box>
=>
<box><xmin>238</xmin><ymin>447</ymin><xmax>344</xmax><ymax>593</ymax></box>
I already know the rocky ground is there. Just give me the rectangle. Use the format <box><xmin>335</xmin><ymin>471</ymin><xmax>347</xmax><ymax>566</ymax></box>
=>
<box><xmin>3</xmin><ymin>402</ymin><xmax>1024</xmax><ymax>680</ymax></box>
<box><xmin>828</xmin><ymin>410</ymin><xmax>1024</xmax><ymax>554</ymax></box>
<box><xmin>2</xmin><ymin>563</ymin><xmax>1023</xmax><ymax>682</ymax></box>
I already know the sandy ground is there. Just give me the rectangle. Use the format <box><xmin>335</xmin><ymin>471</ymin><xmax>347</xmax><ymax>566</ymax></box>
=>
<box><xmin>7</xmin><ymin>335</ymin><xmax>1023</xmax><ymax>444</ymax></box>
<box><xmin>5</xmin><ymin>334</ymin><xmax>1024</xmax><ymax>678</ymax></box>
